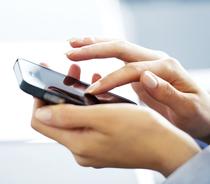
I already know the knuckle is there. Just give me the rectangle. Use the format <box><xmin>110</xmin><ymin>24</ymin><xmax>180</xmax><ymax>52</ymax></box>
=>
<box><xmin>161</xmin><ymin>57</ymin><xmax>181</xmax><ymax>75</ymax></box>
<box><xmin>125</xmin><ymin>62</ymin><xmax>137</xmax><ymax>71</ymax></box>
<box><xmin>125</xmin><ymin>63</ymin><xmax>140</xmax><ymax>75</ymax></box>
<box><xmin>75</xmin><ymin>156</ymin><xmax>91</xmax><ymax>167</ymax></box>
<box><xmin>113</xmin><ymin>39</ymin><xmax>125</xmax><ymax>47</ymax></box>
<box><xmin>126</xmin><ymin>62</ymin><xmax>135</xmax><ymax>68</ymax></box>
<box><xmin>164</xmin><ymin>57</ymin><xmax>180</xmax><ymax>67</ymax></box>
<box><xmin>112</xmin><ymin>40</ymin><xmax>128</xmax><ymax>58</ymax></box>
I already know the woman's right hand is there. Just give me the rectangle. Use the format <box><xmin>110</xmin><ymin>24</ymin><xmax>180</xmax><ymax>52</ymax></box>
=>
<box><xmin>66</xmin><ymin>38</ymin><xmax>210</xmax><ymax>141</ymax></box>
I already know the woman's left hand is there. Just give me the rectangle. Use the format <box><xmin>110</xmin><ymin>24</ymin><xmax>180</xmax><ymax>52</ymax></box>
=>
<box><xmin>32</xmin><ymin>99</ymin><xmax>200</xmax><ymax>176</ymax></box>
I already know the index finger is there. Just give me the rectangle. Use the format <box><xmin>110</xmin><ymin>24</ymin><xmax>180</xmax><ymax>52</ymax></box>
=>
<box><xmin>85</xmin><ymin>59</ymin><xmax>166</xmax><ymax>94</ymax></box>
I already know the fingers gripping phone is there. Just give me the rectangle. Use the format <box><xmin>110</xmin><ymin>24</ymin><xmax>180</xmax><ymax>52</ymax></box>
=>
<box><xmin>13</xmin><ymin>59</ymin><xmax>136</xmax><ymax>105</ymax></box>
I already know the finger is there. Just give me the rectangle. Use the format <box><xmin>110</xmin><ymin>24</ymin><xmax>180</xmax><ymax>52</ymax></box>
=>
<box><xmin>31</xmin><ymin>100</ymin><xmax>67</xmax><ymax>143</ymax></box>
<box><xmin>131</xmin><ymin>83</ymin><xmax>169</xmax><ymax>118</ymax></box>
<box><xmin>32</xmin><ymin>101</ymin><xmax>102</xmax><ymax>156</ymax></box>
<box><xmin>40</xmin><ymin>62</ymin><xmax>48</xmax><ymax>67</ymax></box>
<box><xmin>66</xmin><ymin>40</ymin><xmax>166</xmax><ymax>62</ymax></box>
<box><xmin>67</xmin><ymin>64</ymin><xmax>81</xmax><ymax>79</ymax></box>
<box><xmin>33</xmin><ymin>103</ymin><xmax>128</xmax><ymax>132</ymax></box>
<box><xmin>85</xmin><ymin>58</ymin><xmax>198</xmax><ymax>95</ymax></box>
<box><xmin>34</xmin><ymin>104</ymin><xmax>100</xmax><ymax>129</ymax></box>
<box><xmin>141</xmin><ymin>71</ymin><xmax>190</xmax><ymax>114</ymax></box>
<box><xmin>91</xmin><ymin>73</ymin><xmax>102</xmax><ymax>84</ymax></box>
<box><xmin>69</xmin><ymin>37</ymin><xmax>111</xmax><ymax>48</ymax></box>
<box><xmin>85</xmin><ymin>60</ymin><xmax>163</xmax><ymax>94</ymax></box>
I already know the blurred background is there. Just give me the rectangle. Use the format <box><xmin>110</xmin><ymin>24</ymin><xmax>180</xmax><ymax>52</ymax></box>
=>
<box><xmin>0</xmin><ymin>0</ymin><xmax>209</xmax><ymax>184</ymax></box>
<box><xmin>120</xmin><ymin>0</ymin><xmax>210</xmax><ymax>69</ymax></box>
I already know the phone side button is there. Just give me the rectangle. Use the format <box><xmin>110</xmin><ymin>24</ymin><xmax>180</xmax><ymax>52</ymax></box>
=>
<box><xmin>43</xmin><ymin>93</ymin><xmax>65</xmax><ymax>104</ymax></box>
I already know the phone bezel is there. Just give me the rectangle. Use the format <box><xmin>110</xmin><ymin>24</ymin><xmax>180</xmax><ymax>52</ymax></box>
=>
<box><xmin>13</xmin><ymin>58</ymin><xmax>136</xmax><ymax>105</ymax></box>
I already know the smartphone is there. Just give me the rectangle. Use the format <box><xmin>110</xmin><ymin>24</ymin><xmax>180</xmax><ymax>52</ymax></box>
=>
<box><xmin>13</xmin><ymin>58</ymin><xmax>136</xmax><ymax>105</ymax></box>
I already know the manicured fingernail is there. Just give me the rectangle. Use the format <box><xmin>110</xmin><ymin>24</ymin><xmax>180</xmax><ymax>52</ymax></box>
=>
<box><xmin>86</xmin><ymin>81</ymin><xmax>101</xmax><ymax>93</ymax></box>
<box><xmin>35</xmin><ymin>108</ymin><xmax>52</xmax><ymax>123</ymax></box>
<box><xmin>143</xmin><ymin>71</ymin><xmax>158</xmax><ymax>89</ymax></box>
<box><xmin>66</xmin><ymin>48</ymin><xmax>81</xmax><ymax>56</ymax></box>
<box><xmin>65</xmin><ymin>49</ymin><xmax>81</xmax><ymax>56</ymax></box>
<box><xmin>65</xmin><ymin>50</ymin><xmax>74</xmax><ymax>56</ymax></box>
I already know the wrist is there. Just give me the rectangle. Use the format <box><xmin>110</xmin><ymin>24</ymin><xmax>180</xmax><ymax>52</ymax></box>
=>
<box><xmin>156</xmin><ymin>130</ymin><xmax>201</xmax><ymax>176</ymax></box>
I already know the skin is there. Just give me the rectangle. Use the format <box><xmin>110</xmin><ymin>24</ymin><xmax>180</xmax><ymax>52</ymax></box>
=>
<box><xmin>66</xmin><ymin>37</ymin><xmax>210</xmax><ymax>141</ymax></box>
<box><xmin>31</xmin><ymin>63</ymin><xmax>200</xmax><ymax>177</ymax></box>
<box><xmin>30</xmin><ymin>37</ymin><xmax>210</xmax><ymax>176</ymax></box>
<box><xmin>32</xmin><ymin>98</ymin><xmax>200</xmax><ymax>177</ymax></box>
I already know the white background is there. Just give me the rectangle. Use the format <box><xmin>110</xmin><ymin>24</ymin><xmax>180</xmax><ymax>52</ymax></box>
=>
<box><xmin>0</xmin><ymin>1</ymin><xmax>209</xmax><ymax>184</ymax></box>
<box><xmin>0</xmin><ymin>0</ymin><xmax>138</xmax><ymax>141</ymax></box>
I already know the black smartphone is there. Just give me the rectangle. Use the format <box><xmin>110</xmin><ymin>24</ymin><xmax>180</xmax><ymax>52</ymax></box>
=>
<box><xmin>13</xmin><ymin>58</ymin><xmax>136</xmax><ymax>105</ymax></box>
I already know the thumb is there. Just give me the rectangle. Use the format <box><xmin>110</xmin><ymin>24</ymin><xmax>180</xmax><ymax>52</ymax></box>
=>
<box><xmin>141</xmin><ymin>71</ymin><xmax>186</xmax><ymax>113</ymax></box>
<box><xmin>34</xmin><ymin>104</ymin><xmax>108</xmax><ymax>130</ymax></box>
<box><xmin>34</xmin><ymin>104</ymin><xmax>95</xmax><ymax>129</ymax></box>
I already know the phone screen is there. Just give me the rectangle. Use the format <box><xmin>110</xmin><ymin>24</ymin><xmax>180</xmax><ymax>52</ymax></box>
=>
<box><xmin>14</xmin><ymin>59</ymin><xmax>136</xmax><ymax>105</ymax></box>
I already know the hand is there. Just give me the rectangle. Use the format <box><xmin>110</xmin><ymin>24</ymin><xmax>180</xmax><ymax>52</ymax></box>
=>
<box><xmin>66</xmin><ymin>37</ymin><xmax>210</xmax><ymax>141</ymax></box>
<box><xmin>31</xmin><ymin>63</ymin><xmax>200</xmax><ymax>176</ymax></box>
<box><xmin>32</xmin><ymin>102</ymin><xmax>200</xmax><ymax>177</ymax></box>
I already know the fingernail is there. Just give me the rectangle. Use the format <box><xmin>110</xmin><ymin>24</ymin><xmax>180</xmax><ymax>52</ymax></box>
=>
<box><xmin>67</xmin><ymin>38</ymin><xmax>80</xmax><ymax>43</ymax></box>
<box><xmin>143</xmin><ymin>71</ymin><xmax>158</xmax><ymax>89</ymax></box>
<box><xmin>86</xmin><ymin>81</ymin><xmax>101</xmax><ymax>93</ymax></box>
<box><xmin>35</xmin><ymin>108</ymin><xmax>52</xmax><ymax>123</ymax></box>
<box><xmin>65</xmin><ymin>50</ymin><xmax>74</xmax><ymax>56</ymax></box>
<box><xmin>65</xmin><ymin>49</ymin><xmax>80</xmax><ymax>56</ymax></box>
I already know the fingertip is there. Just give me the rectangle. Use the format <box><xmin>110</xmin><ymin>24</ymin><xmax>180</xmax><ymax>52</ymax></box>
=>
<box><xmin>68</xmin><ymin>38</ymin><xmax>81</xmax><ymax>47</ymax></box>
<box><xmin>40</xmin><ymin>62</ymin><xmax>49</xmax><ymax>67</ymax></box>
<box><xmin>70</xmin><ymin>41</ymin><xmax>82</xmax><ymax>48</ymax></box>
<box><xmin>85</xmin><ymin>81</ymin><xmax>101</xmax><ymax>94</ymax></box>
<box><xmin>65</xmin><ymin>50</ymin><xmax>75</xmax><ymax>57</ymax></box>
<box><xmin>35</xmin><ymin>107</ymin><xmax>52</xmax><ymax>124</ymax></box>
<box><xmin>68</xmin><ymin>37</ymin><xmax>96</xmax><ymax>48</ymax></box>
<box><xmin>68</xmin><ymin>64</ymin><xmax>81</xmax><ymax>79</ymax></box>
<box><xmin>65</xmin><ymin>48</ymin><xmax>85</xmax><ymax>61</ymax></box>
<box><xmin>142</xmin><ymin>71</ymin><xmax>158</xmax><ymax>89</ymax></box>
<box><xmin>92</xmin><ymin>73</ymin><xmax>102</xmax><ymax>83</ymax></box>
<box><xmin>70</xmin><ymin>63</ymin><xmax>80</xmax><ymax>70</ymax></box>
